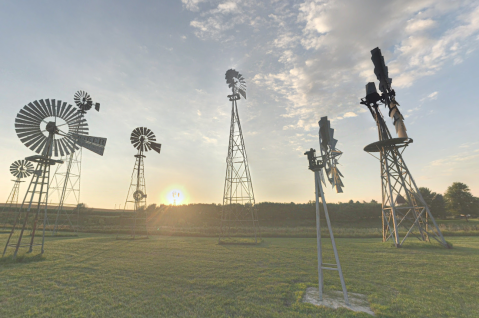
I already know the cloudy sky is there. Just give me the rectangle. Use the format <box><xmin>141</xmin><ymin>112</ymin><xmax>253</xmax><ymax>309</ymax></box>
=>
<box><xmin>0</xmin><ymin>0</ymin><xmax>478</xmax><ymax>208</ymax></box>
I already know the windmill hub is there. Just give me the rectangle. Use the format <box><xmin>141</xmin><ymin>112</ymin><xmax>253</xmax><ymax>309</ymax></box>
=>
<box><xmin>45</xmin><ymin>121</ymin><xmax>59</xmax><ymax>134</ymax></box>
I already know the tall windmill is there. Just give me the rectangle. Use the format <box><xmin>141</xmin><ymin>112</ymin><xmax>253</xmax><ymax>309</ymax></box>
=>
<box><xmin>360</xmin><ymin>47</ymin><xmax>449</xmax><ymax>248</ymax></box>
<box><xmin>119</xmin><ymin>127</ymin><xmax>161</xmax><ymax>239</ymax></box>
<box><xmin>49</xmin><ymin>90</ymin><xmax>103</xmax><ymax>234</ymax></box>
<box><xmin>1</xmin><ymin>160</ymin><xmax>34</xmax><ymax>229</ymax></box>
<box><xmin>3</xmin><ymin>99</ymin><xmax>85</xmax><ymax>259</ymax></box>
<box><xmin>304</xmin><ymin>116</ymin><xmax>349</xmax><ymax>306</ymax></box>
<box><xmin>219</xmin><ymin>69</ymin><xmax>260</xmax><ymax>244</ymax></box>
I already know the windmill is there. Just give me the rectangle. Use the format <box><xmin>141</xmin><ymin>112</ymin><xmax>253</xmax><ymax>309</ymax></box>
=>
<box><xmin>172</xmin><ymin>191</ymin><xmax>179</xmax><ymax>206</ymax></box>
<box><xmin>2</xmin><ymin>99</ymin><xmax>85</xmax><ymax>258</ymax></box>
<box><xmin>360</xmin><ymin>47</ymin><xmax>449</xmax><ymax>248</ymax></box>
<box><xmin>304</xmin><ymin>116</ymin><xmax>349</xmax><ymax>306</ymax></box>
<box><xmin>1</xmin><ymin>160</ymin><xmax>34</xmax><ymax>230</ymax></box>
<box><xmin>219</xmin><ymin>69</ymin><xmax>260</xmax><ymax>244</ymax></box>
<box><xmin>118</xmin><ymin>127</ymin><xmax>161</xmax><ymax>239</ymax></box>
<box><xmin>49</xmin><ymin>90</ymin><xmax>104</xmax><ymax>235</ymax></box>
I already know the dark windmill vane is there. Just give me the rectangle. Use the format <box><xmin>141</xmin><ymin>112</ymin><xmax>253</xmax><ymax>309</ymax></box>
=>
<box><xmin>219</xmin><ymin>69</ymin><xmax>260</xmax><ymax>244</ymax></box>
<box><xmin>119</xmin><ymin>127</ymin><xmax>161</xmax><ymax>239</ymax></box>
<box><xmin>304</xmin><ymin>116</ymin><xmax>349</xmax><ymax>306</ymax></box>
<box><xmin>360</xmin><ymin>47</ymin><xmax>449</xmax><ymax>248</ymax></box>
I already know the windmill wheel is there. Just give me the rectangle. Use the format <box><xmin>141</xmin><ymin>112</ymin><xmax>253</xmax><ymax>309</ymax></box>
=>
<box><xmin>225</xmin><ymin>69</ymin><xmax>247</xmax><ymax>99</ymax></box>
<box><xmin>10</xmin><ymin>160</ymin><xmax>34</xmax><ymax>178</ymax></box>
<box><xmin>133</xmin><ymin>190</ymin><xmax>146</xmax><ymax>202</ymax></box>
<box><xmin>130</xmin><ymin>127</ymin><xmax>162</xmax><ymax>154</ymax></box>
<box><xmin>74</xmin><ymin>90</ymin><xmax>93</xmax><ymax>111</ymax></box>
<box><xmin>15</xmin><ymin>99</ymin><xmax>89</xmax><ymax>157</ymax></box>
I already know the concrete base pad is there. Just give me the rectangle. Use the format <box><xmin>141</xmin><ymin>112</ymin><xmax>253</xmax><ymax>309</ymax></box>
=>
<box><xmin>302</xmin><ymin>287</ymin><xmax>375</xmax><ymax>316</ymax></box>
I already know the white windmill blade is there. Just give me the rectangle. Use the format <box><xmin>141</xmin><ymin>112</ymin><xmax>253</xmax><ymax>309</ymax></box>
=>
<box><xmin>332</xmin><ymin>167</ymin><xmax>344</xmax><ymax>193</ymax></box>
<box><xmin>319</xmin><ymin>169</ymin><xmax>327</xmax><ymax>186</ymax></box>
<box><xmin>335</xmin><ymin>166</ymin><xmax>344</xmax><ymax>178</ymax></box>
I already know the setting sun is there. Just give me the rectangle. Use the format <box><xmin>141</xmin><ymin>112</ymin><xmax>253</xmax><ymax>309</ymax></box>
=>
<box><xmin>167</xmin><ymin>189</ymin><xmax>184</xmax><ymax>205</ymax></box>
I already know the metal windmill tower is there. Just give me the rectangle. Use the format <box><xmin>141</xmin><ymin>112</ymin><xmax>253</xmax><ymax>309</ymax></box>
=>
<box><xmin>49</xmin><ymin>90</ymin><xmax>104</xmax><ymax>234</ymax></box>
<box><xmin>219</xmin><ymin>69</ymin><xmax>260</xmax><ymax>244</ymax></box>
<box><xmin>360</xmin><ymin>47</ymin><xmax>449</xmax><ymax>248</ymax></box>
<box><xmin>304</xmin><ymin>116</ymin><xmax>349</xmax><ymax>306</ymax></box>
<box><xmin>1</xmin><ymin>160</ymin><xmax>34</xmax><ymax>229</ymax></box>
<box><xmin>118</xmin><ymin>127</ymin><xmax>161</xmax><ymax>239</ymax></box>
<box><xmin>2</xmin><ymin>99</ymin><xmax>88</xmax><ymax>259</ymax></box>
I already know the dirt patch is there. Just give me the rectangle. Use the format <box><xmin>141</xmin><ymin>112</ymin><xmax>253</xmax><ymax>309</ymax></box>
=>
<box><xmin>303</xmin><ymin>287</ymin><xmax>375</xmax><ymax>316</ymax></box>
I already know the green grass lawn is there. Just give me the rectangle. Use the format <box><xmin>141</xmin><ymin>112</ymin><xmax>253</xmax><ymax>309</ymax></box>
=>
<box><xmin>1</xmin><ymin>234</ymin><xmax>478</xmax><ymax>317</ymax></box>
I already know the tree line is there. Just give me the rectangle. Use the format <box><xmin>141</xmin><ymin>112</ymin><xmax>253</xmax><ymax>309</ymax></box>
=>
<box><xmin>69</xmin><ymin>182</ymin><xmax>478</xmax><ymax>229</ymax></box>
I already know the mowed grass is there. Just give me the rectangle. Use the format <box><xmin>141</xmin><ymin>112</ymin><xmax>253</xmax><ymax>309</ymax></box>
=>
<box><xmin>1</xmin><ymin>234</ymin><xmax>478</xmax><ymax>317</ymax></box>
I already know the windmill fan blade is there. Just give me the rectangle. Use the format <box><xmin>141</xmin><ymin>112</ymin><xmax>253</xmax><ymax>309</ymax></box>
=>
<box><xmin>150</xmin><ymin>141</ymin><xmax>161</xmax><ymax>154</ymax></box>
<box><xmin>319</xmin><ymin>169</ymin><xmax>326</xmax><ymax>186</ymax></box>
<box><xmin>329</xmin><ymin>128</ymin><xmax>334</xmax><ymax>143</ymax></box>
<box><xmin>330</xmin><ymin>138</ymin><xmax>338</xmax><ymax>150</ymax></box>
<box><xmin>132</xmin><ymin>141</ymin><xmax>141</xmax><ymax>150</ymax></box>
<box><xmin>239</xmin><ymin>88</ymin><xmax>246</xmax><ymax>99</ymax></box>
<box><xmin>335</xmin><ymin>184</ymin><xmax>344</xmax><ymax>193</ymax></box>
<box><xmin>318</xmin><ymin>117</ymin><xmax>331</xmax><ymax>151</ymax></box>
<box><xmin>145</xmin><ymin>142</ymin><xmax>152</xmax><ymax>152</ymax></box>
<box><xmin>371</xmin><ymin>47</ymin><xmax>392</xmax><ymax>93</ymax></box>
<box><xmin>146</xmin><ymin>129</ymin><xmax>156</xmax><ymax>141</ymax></box>
<box><xmin>131</xmin><ymin>128</ymin><xmax>142</xmax><ymax>146</ymax></box>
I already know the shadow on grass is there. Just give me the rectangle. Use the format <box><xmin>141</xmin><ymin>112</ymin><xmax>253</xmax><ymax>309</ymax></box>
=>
<box><xmin>115</xmin><ymin>236</ymin><xmax>150</xmax><ymax>241</ymax></box>
<box><xmin>389</xmin><ymin>240</ymin><xmax>452</xmax><ymax>250</ymax></box>
<box><xmin>0</xmin><ymin>253</ymin><xmax>45</xmax><ymax>265</ymax></box>
<box><xmin>218</xmin><ymin>238</ymin><xmax>264</xmax><ymax>245</ymax></box>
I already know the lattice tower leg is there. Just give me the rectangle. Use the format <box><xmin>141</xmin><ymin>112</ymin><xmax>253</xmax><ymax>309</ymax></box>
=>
<box><xmin>314</xmin><ymin>170</ymin><xmax>349</xmax><ymax>305</ymax></box>
<box><xmin>219</xmin><ymin>97</ymin><xmax>259</xmax><ymax>243</ymax></box>
<box><xmin>380</xmin><ymin>146</ymin><xmax>448</xmax><ymax>247</ymax></box>
<box><xmin>1</xmin><ymin>178</ymin><xmax>22</xmax><ymax>230</ymax></box>
<box><xmin>2</xmin><ymin>161</ymin><xmax>51</xmax><ymax>259</ymax></box>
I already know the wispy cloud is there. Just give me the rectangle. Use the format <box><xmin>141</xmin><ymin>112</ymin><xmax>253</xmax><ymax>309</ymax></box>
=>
<box><xmin>186</xmin><ymin>0</ymin><xmax>479</xmax><ymax>130</ymax></box>
<box><xmin>420</xmin><ymin>91</ymin><xmax>439</xmax><ymax>101</ymax></box>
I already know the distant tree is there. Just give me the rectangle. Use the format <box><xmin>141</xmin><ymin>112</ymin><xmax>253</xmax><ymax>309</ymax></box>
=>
<box><xmin>419</xmin><ymin>187</ymin><xmax>436</xmax><ymax>207</ymax></box>
<box><xmin>77</xmin><ymin>203</ymin><xmax>87</xmax><ymax>209</ymax></box>
<box><xmin>430</xmin><ymin>194</ymin><xmax>447</xmax><ymax>219</ymax></box>
<box><xmin>370</xmin><ymin>199</ymin><xmax>378</xmax><ymax>204</ymax></box>
<box><xmin>444</xmin><ymin>182</ymin><xmax>478</xmax><ymax>221</ymax></box>
<box><xmin>348</xmin><ymin>200</ymin><xmax>354</xmax><ymax>204</ymax></box>
<box><xmin>146</xmin><ymin>204</ymin><xmax>157</xmax><ymax>213</ymax></box>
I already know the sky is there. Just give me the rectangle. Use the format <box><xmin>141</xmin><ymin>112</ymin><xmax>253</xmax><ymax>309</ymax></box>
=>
<box><xmin>0</xmin><ymin>0</ymin><xmax>478</xmax><ymax>208</ymax></box>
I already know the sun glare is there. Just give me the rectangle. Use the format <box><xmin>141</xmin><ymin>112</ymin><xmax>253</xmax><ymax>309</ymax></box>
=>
<box><xmin>167</xmin><ymin>189</ymin><xmax>184</xmax><ymax>205</ymax></box>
